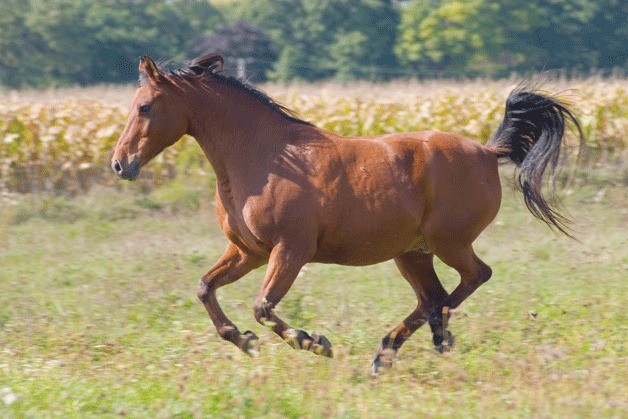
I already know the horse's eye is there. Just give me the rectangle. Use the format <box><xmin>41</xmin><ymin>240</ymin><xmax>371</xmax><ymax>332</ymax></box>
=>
<box><xmin>139</xmin><ymin>105</ymin><xmax>151</xmax><ymax>115</ymax></box>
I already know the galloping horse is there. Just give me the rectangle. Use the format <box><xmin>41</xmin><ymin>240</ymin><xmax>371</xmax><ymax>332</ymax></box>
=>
<box><xmin>112</xmin><ymin>55</ymin><xmax>583</xmax><ymax>372</ymax></box>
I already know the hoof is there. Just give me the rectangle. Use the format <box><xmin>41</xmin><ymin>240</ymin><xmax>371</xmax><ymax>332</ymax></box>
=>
<box><xmin>241</xmin><ymin>330</ymin><xmax>260</xmax><ymax>357</ymax></box>
<box><xmin>283</xmin><ymin>328</ymin><xmax>311</xmax><ymax>350</ymax></box>
<box><xmin>435</xmin><ymin>330</ymin><xmax>455</xmax><ymax>353</ymax></box>
<box><xmin>283</xmin><ymin>329</ymin><xmax>333</xmax><ymax>357</ymax></box>
<box><xmin>311</xmin><ymin>333</ymin><xmax>333</xmax><ymax>358</ymax></box>
<box><xmin>432</xmin><ymin>306</ymin><xmax>454</xmax><ymax>352</ymax></box>
<box><xmin>372</xmin><ymin>348</ymin><xmax>396</xmax><ymax>375</ymax></box>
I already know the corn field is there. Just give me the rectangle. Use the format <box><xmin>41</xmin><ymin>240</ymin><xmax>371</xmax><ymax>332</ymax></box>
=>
<box><xmin>1</xmin><ymin>78</ymin><xmax>625</xmax><ymax>195</ymax></box>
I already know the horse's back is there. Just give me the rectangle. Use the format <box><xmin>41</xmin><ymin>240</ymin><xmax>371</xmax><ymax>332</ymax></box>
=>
<box><xmin>310</xmin><ymin>131</ymin><xmax>500</xmax><ymax>264</ymax></box>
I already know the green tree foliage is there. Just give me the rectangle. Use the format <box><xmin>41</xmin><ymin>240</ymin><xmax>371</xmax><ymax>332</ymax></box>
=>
<box><xmin>237</xmin><ymin>0</ymin><xmax>400</xmax><ymax>81</ymax></box>
<box><xmin>535</xmin><ymin>0</ymin><xmax>627</xmax><ymax>71</ymax></box>
<box><xmin>397</xmin><ymin>1</ymin><xmax>551</xmax><ymax>75</ymax></box>
<box><xmin>397</xmin><ymin>0</ymin><xmax>627</xmax><ymax>77</ymax></box>
<box><xmin>0</xmin><ymin>0</ymin><xmax>223</xmax><ymax>87</ymax></box>
<box><xmin>0</xmin><ymin>0</ymin><xmax>625</xmax><ymax>87</ymax></box>
<box><xmin>396</xmin><ymin>0</ymin><xmax>508</xmax><ymax>75</ymax></box>
<box><xmin>0</xmin><ymin>0</ymin><xmax>48</xmax><ymax>87</ymax></box>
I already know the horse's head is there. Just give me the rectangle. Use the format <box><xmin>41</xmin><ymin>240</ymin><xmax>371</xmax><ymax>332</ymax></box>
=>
<box><xmin>112</xmin><ymin>56</ymin><xmax>190</xmax><ymax>180</ymax></box>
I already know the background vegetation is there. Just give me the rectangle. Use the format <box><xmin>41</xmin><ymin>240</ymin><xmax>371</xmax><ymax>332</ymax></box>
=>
<box><xmin>1</xmin><ymin>0</ymin><xmax>626</xmax><ymax>87</ymax></box>
<box><xmin>1</xmin><ymin>79</ymin><xmax>625</xmax><ymax>195</ymax></box>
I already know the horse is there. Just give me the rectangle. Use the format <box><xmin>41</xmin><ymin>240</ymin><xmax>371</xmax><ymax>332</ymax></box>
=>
<box><xmin>112</xmin><ymin>54</ymin><xmax>584</xmax><ymax>373</ymax></box>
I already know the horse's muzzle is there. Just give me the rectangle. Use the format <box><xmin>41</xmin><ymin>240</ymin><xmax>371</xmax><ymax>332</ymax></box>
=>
<box><xmin>112</xmin><ymin>156</ymin><xmax>140</xmax><ymax>180</ymax></box>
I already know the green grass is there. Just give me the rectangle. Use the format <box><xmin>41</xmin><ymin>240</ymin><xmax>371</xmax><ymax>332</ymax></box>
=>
<box><xmin>0</xmin><ymin>170</ymin><xmax>626</xmax><ymax>417</ymax></box>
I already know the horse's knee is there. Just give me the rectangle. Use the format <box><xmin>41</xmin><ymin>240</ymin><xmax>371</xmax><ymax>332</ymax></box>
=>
<box><xmin>253</xmin><ymin>304</ymin><xmax>265</xmax><ymax>324</ymax></box>
<box><xmin>197</xmin><ymin>278</ymin><xmax>213</xmax><ymax>303</ymax></box>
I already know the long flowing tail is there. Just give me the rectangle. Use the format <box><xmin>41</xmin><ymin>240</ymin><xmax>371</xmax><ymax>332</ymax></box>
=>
<box><xmin>486</xmin><ymin>84</ymin><xmax>585</xmax><ymax>237</ymax></box>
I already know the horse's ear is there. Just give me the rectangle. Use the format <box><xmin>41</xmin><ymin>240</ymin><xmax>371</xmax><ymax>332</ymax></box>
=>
<box><xmin>139</xmin><ymin>56</ymin><xmax>162</xmax><ymax>85</ymax></box>
<box><xmin>194</xmin><ymin>54</ymin><xmax>224</xmax><ymax>74</ymax></box>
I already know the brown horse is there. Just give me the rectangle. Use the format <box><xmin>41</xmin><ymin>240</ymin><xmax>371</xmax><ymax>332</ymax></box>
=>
<box><xmin>112</xmin><ymin>54</ymin><xmax>583</xmax><ymax>372</ymax></box>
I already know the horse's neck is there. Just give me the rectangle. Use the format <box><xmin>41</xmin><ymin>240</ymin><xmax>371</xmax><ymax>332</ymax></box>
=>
<box><xmin>185</xmin><ymin>86</ymin><xmax>308</xmax><ymax>191</ymax></box>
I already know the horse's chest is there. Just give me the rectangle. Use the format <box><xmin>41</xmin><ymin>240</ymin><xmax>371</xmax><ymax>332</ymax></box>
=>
<box><xmin>219</xmin><ymin>212</ymin><xmax>272</xmax><ymax>256</ymax></box>
<box><xmin>216</xmin><ymin>193</ymin><xmax>273</xmax><ymax>257</ymax></box>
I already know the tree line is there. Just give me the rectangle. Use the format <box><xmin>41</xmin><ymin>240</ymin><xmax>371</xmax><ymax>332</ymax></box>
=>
<box><xmin>0</xmin><ymin>0</ymin><xmax>625</xmax><ymax>87</ymax></box>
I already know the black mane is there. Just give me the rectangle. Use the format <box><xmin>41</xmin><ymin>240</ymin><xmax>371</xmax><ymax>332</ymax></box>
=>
<box><xmin>159</xmin><ymin>55</ymin><xmax>313</xmax><ymax>127</ymax></box>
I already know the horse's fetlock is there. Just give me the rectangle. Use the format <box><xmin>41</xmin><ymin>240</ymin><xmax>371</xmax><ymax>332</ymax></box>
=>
<box><xmin>428</xmin><ymin>310</ymin><xmax>442</xmax><ymax>326</ymax></box>
<box><xmin>217</xmin><ymin>325</ymin><xmax>238</xmax><ymax>341</ymax></box>
<box><xmin>253</xmin><ymin>300</ymin><xmax>273</xmax><ymax>324</ymax></box>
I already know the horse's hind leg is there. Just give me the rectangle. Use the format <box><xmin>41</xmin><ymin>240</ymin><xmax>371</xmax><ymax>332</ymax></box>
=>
<box><xmin>430</xmin><ymin>244</ymin><xmax>492</xmax><ymax>349</ymax></box>
<box><xmin>373</xmin><ymin>251</ymin><xmax>449</xmax><ymax>373</ymax></box>
<box><xmin>197</xmin><ymin>242</ymin><xmax>265</xmax><ymax>355</ymax></box>
<box><xmin>253</xmin><ymin>242</ymin><xmax>333</xmax><ymax>357</ymax></box>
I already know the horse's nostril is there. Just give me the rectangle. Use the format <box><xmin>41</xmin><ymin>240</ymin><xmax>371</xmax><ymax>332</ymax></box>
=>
<box><xmin>113</xmin><ymin>160</ymin><xmax>122</xmax><ymax>174</ymax></box>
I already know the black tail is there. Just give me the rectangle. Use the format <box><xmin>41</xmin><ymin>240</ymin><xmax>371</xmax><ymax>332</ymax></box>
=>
<box><xmin>487</xmin><ymin>84</ymin><xmax>585</xmax><ymax>237</ymax></box>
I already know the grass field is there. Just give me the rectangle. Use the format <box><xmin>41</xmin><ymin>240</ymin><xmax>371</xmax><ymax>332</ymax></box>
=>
<box><xmin>0</xmin><ymin>164</ymin><xmax>626</xmax><ymax>417</ymax></box>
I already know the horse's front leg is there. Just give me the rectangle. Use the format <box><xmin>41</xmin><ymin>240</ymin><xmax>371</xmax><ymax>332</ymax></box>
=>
<box><xmin>197</xmin><ymin>242</ymin><xmax>265</xmax><ymax>355</ymax></box>
<box><xmin>253</xmin><ymin>242</ymin><xmax>333</xmax><ymax>357</ymax></box>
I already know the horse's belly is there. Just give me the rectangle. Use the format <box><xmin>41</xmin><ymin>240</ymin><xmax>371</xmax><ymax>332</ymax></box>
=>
<box><xmin>312</xmin><ymin>229</ymin><xmax>429</xmax><ymax>266</ymax></box>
